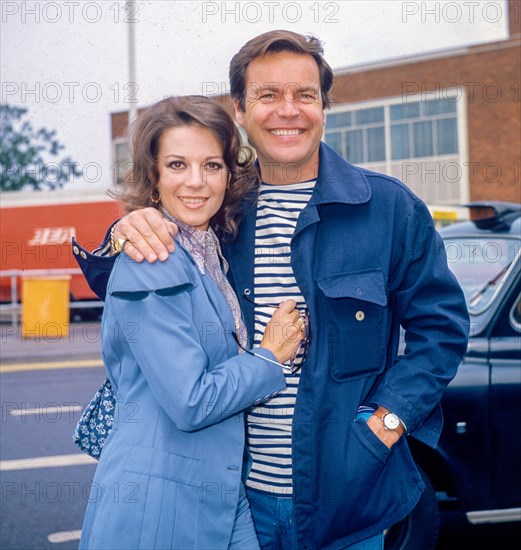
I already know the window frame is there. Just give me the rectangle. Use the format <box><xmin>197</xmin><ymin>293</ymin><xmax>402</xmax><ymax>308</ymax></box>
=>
<box><xmin>323</xmin><ymin>88</ymin><xmax>470</xmax><ymax>205</ymax></box>
<box><xmin>112</xmin><ymin>137</ymin><xmax>132</xmax><ymax>185</ymax></box>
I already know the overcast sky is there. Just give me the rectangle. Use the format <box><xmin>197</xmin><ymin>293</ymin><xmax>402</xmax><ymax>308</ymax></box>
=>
<box><xmin>1</xmin><ymin>0</ymin><xmax>510</xmax><ymax>194</ymax></box>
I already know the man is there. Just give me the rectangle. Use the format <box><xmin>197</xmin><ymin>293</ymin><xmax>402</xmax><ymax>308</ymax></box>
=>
<box><xmin>74</xmin><ymin>30</ymin><xmax>469</xmax><ymax>550</ymax></box>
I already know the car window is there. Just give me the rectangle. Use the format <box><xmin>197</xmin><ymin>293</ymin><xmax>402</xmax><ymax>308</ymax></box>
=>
<box><xmin>489</xmin><ymin>286</ymin><xmax>521</xmax><ymax>338</ymax></box>
<box><xmin>444</xmin><ymin>238</ymin><xmax>520</xmax><ymax>314</ymax></box>
<box><xmin>510</xmin><ymin>293</ymin><xmax>521</xmax><ymax>333</ymax></box>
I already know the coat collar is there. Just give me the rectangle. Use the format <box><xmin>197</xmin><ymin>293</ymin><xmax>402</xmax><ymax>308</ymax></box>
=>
<box><xmin>313</xmin><ymin>142</ymin><xmax>372</xmax><ymax>205</ymax></box>
<box><xmin>251</xmin><ymin>142</ymin><xmax>371</xmax><ymax>205</ymax></box>
<box><xmin>224</xmin><ymin>142</ymin><xmax>372</xmax><ymax>339</ymax></box>
<box><xmin>230</xmin><ymin>141</ymin><xmax>373</xmax><ymax>250</ymax></box>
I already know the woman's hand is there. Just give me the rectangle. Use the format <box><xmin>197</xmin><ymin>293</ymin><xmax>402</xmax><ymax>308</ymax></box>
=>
<box><xmin>260</xmin><ymin>300</ymin><xmax>304</xmax><ymax>364</ymax></box>
<box><xmin>113</xmin><ymin>207</ymin><xmax>178</xmax><ymax>262</ymax></box>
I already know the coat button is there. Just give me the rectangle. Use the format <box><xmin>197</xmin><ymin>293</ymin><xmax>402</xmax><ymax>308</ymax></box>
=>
<box><xmin>355</xmin><ymin>311</ymin><xmax>365</xmax><ymax>321</ymax></box>
<box><xmin>80</xmin><ymin>251</ymin><xmax>87</xmax><ymax>260</ymax></box>
<box><xmin>243</xmin><ymin>288</ymin><xmax>251</xmax><ymax>296</ymax></box>
<box><xmin>73</xmin><ymin>246</ymin><xmax>79</xmax><ymax>255</ymax></box>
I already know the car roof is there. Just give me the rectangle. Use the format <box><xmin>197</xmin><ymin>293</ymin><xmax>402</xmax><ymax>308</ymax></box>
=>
<box><xmin>440</xmin><ymin>201</ymin><xmax>521</xmax><ymax>238</ymax></box>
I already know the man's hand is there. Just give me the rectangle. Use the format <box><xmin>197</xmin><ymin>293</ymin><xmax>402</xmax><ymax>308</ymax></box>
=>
<box><xmin>114</xmin><ymin>208</ymin><xmax>177</xmax><ymax>262</ymax></box>
<box><xmin>366</xmin><ymin>408</ymin><xmax>402</xmax><ymax>449</ymax></box>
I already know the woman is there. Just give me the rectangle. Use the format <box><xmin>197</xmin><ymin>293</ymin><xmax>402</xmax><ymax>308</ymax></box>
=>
<box><xmin>79</xmin><ymin>96</ymin><xmax>303</xmax><ymax>550</ymax></box>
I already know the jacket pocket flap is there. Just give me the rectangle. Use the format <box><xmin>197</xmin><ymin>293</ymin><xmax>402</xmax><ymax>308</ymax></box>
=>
<box><xmin>109</xmin><ymin>247</ymin><xmax>195</xmax><ymax>296</ymax></box>
<box><xmin>317</xmin><ymin>269</ymin><xmax>387</xmax><ymax>306</ymax></box>
<box><xmin>123</xmin><ymin>445</ymin><xmax>205</xmax><ymax>487</ymax></box>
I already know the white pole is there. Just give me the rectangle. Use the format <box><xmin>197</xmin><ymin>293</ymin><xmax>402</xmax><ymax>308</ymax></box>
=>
<box><xmin>127</xmin><ymin>1</ymin><xmax>137</xmax><ymax>127</ymax></box>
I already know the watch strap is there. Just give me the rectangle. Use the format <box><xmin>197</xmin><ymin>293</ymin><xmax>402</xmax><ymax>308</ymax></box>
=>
<box><xmin>373</xmin><ymin>407</ymin><xmax>406</xmax><ymax>436</ymax></box>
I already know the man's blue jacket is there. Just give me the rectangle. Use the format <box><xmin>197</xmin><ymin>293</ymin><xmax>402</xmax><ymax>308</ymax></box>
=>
<box><xmin>74</xmin><ymin>142</ymin><xmax>469</xmax><ymax>549</ymax></box>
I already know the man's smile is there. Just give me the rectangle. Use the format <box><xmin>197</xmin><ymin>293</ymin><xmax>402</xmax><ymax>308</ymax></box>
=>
<box><xmin>269</xmin><ymin>129</ymin><xmax>304</xmax><ymax>136</ymax></box>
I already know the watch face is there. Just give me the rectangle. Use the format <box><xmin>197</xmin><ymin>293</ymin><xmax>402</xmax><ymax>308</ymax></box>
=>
<box><xmin>384</xmin><ymin>413</ymin><xmax>400</xmax><ymax>430</ymax></box>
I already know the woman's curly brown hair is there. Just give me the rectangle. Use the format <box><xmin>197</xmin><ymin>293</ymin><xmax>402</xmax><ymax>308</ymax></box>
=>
<box><xmin>110</xmin><ymin>95</ymin><xmax>258</xmax><ymax>240</ymax></box>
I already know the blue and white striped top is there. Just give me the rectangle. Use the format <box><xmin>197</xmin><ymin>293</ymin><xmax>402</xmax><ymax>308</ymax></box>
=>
<box><xmin>246</xmin><ymin>180</ymin><xmax>315</xmax><ymax>496</ymax></box>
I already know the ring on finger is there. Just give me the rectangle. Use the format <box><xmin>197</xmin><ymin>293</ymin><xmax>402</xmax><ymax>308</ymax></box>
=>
<box><xmin>297</xmin><ymin>317</ymin><xmax>306</xmax><ymax>332</ymax></box>
<box><xmin>113</xmin><ymin>237</ymin><xmax>129</xmax><ymax>253</ymax></box>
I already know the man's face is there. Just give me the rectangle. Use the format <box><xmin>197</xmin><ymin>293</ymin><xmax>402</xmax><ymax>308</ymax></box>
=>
<box><xmin>233</xmin><ymin>52</ymin><xmax>325</xmax><ymax>184</ymax></box>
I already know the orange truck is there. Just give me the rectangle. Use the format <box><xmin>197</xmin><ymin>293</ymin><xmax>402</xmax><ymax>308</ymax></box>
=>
<box><xmin>1</xmin><ymin>189</ymin><xmax>125</xmax><ymax>318</ymax></box>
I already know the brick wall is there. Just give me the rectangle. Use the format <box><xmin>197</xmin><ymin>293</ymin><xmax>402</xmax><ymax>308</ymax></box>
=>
<box><xmin>510</xmin><ymin>0</ymin><xmax>521</xmax><ymax>38</ymax></box>
<box><xmin>111</xmin><ymin>38</ymin><xmax>520</xmax><ymax>204</ymax></box>
<box><xmin>332</xmin><ymin>39</ymin><xmax>520</xmax><ymax>202</ymax></box>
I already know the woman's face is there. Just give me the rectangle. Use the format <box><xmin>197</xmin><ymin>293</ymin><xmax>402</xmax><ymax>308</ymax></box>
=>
<box><xmin>156</xmin><ymin>125</ymin><xmax>229</xmax><ymax>231</ymax></box>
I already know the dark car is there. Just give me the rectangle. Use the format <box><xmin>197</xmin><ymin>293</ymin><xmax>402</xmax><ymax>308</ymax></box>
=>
<box><xmin>386</xmin><ymin>202</ymin><xmax>521</xmax><ymax>550</ymax></box>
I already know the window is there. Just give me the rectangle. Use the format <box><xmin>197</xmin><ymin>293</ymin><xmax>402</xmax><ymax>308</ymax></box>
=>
<box><xmin>325</xmin><ymin>107</ymin><xmax>385</xmax><ymax>164</ymax></box>
<box><xmin>510</xmin><ymin>293</ymin><xmax>521</xmax><ymax>333</ymax></box>
<box><xmin>113</xmin><ymin>140</ymin><xmax>132</xmax><ymax>184</ymax></box>
<box><xmin>324</xmin><ymin>92</ymin><xmax>465</xmax><ymax>205</ymax></box>
<box><xmin>438</xmin><ymin>118</ymin><xmax>458</xmax><ymax>155</ymax></box>
<box><xmin>390</xmin><ymin>98</ymin><xmax>457</xmax><ymax>160</ymax></box>
<box><xmin>444</xmin><ymin>238</ymin><xmax>520</xmax><ymax>314</ymax></box>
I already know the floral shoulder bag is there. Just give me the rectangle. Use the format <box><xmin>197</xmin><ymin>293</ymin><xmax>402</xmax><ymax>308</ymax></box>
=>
<box><xmin>73</xmin><ymin>378</ymin><xmax>116</xmax><ymax>460</ymax></box>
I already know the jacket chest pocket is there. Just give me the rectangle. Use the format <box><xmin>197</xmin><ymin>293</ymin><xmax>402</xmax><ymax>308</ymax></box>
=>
<box><xmin>317</xmin><ymin>269</ymin><xmax>389</xmax><ymax>381</ymax></box>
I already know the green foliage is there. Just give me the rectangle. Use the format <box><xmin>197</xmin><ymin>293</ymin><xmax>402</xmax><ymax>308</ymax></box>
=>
<box><xmin>0</xmin><ymin>104</ymin><xmax>82</xmax><ymax>191</ymax></box>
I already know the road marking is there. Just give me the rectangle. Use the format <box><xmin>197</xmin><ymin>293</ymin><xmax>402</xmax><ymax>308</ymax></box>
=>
<box><xmin>0</xmin><ymin>453</ymin><xmax>97</xmax><ymax>471</ymax></box>
<box><xmin>9</xmin><ymin>405</ymin><xmax>83</xmax><ymax>416</ymax></box>
<box><xmin>0</xmin><ymin>359</ymin><xmax>103</xmax><ymax>373</ymax></box>
<box><xmin>48</xmin><ymin>530</ymin><xmax>82</xmax><ymax>543</ymax></box>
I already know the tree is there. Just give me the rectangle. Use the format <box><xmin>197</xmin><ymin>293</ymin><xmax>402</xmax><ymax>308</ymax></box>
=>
<box><xmin>0</xmin><ymin>104</ymin><xmax>82</xmax><ymax>191</ymax></box>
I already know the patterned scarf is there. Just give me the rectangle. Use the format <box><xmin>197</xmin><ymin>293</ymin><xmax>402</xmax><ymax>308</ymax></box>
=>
<box><xmin>160</xmin><ymin>207</ymin><xmax>248</xmax><ymax>351</ymax></box>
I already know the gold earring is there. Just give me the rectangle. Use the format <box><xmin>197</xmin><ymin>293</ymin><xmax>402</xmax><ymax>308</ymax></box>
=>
<box><xmin>150</xmin><ymin>188</ymin><xmax>161</xmax><ymax>204</ymax></box>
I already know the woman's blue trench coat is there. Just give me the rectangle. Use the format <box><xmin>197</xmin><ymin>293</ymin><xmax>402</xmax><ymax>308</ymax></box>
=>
<box><xmin>78</xmin><ymin>245</ymin><xmax>286</xmax><ymax>550</ymax></box>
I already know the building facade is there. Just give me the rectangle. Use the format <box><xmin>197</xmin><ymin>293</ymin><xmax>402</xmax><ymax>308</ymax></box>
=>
<box><xmin>111</xmin><ymin>4</ymin><xmax>520</xmax><ymax>220</ymax></box>
<box><xmin>326</xmin><ymin>31</ymin><xmax>520</xmax><ymax>219</ymax></box>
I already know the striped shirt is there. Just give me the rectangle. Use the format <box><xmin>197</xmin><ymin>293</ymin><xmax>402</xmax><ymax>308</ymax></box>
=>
<box><xmin>246</xmin><ymin>180</ymin><xmax>315</xmax><ymax>496</ymax></box>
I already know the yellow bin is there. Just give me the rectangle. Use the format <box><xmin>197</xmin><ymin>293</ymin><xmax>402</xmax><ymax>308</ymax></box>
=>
<box><xmin>21</xmin><ymin>276</ymin><xmax>71</xmax><ymax>339</ymax></box>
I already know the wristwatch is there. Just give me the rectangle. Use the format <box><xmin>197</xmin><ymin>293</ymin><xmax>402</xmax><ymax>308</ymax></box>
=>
<box><xmin>373</xmin><ymin>407</ymin><xmax>406</xmax><ymax>436</ymax></box>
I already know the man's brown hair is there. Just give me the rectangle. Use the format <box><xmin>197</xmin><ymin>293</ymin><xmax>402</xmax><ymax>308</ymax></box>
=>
<box><xmin>229</xmin><ymin>29</ymin><xmax>334</xmax><ymax>111</ymax></box>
